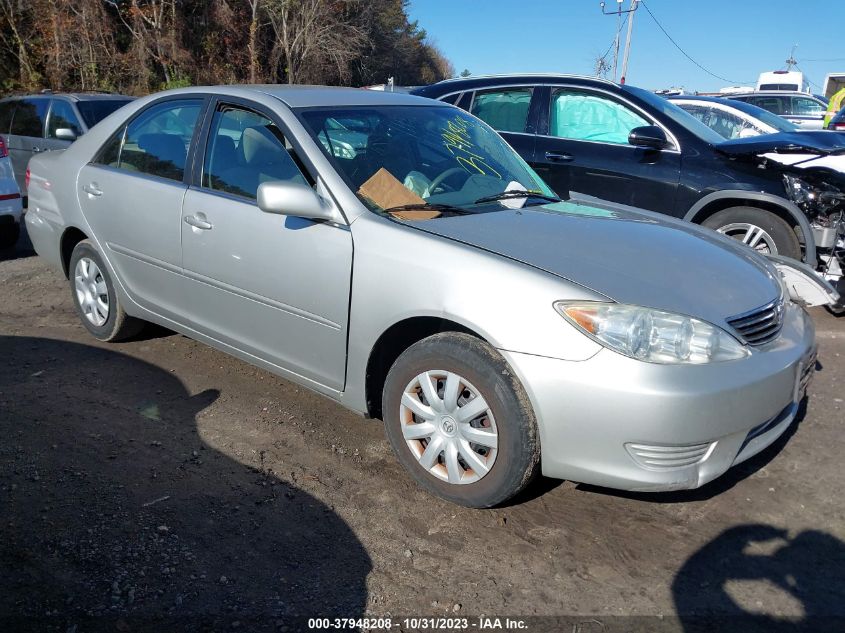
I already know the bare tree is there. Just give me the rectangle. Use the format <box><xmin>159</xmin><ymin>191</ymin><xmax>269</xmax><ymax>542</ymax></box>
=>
<box><xmin>0</xmin><ymin>0</ymin><xmax>38</xmax><ymax>87</ymax></box>
<box><xmin>245</xmin><ymin>0</ymin><xmax>261</xmax><ymax>83</ymax></box>
<box><xmin>265</xmin><ymin>0</ymin><xmax>367</xmax><ymax>85</ymax></box>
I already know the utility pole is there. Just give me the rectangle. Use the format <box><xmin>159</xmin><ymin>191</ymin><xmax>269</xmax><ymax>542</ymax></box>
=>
<box><xmin>619</xmin><ymin>0</ymin><xmax>638</xmax><ymax>85</ymax></box>
<box><xmin>600</xmin><ymin>0</ymin><xmax>640</xmax><ymax>83</ymax></box>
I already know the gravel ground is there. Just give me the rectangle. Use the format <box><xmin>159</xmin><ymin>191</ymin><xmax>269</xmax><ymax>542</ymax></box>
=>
<box><xmin>1</xmin><ymin>227</ymin><xmax>844</xmax><ymax>632</ymax></box>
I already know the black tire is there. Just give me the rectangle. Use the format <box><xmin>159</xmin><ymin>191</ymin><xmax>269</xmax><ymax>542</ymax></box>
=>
<box><xmin>702</xmin><ymin>206</ymin><xmax>801</xmax><ymax>260</ymax></box>
<box><xmin>382</xmin><ymin>332</ymin><xmax>540</xmax><ymax>508</ymax></box>
<box><xmin>0</xmin><ymin>222</ymin><xmax>20</xmax><ymax>249</ymax></box>
<box><xmin>68</xmin><ymin>240</ymin><xmax>144</xmax><ymax>342</ymax></box>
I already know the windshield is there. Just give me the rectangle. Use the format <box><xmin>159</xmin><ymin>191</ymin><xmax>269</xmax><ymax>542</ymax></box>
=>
<box><xmin>77</xmin><ymin>99</ymin><xmax>133</xmax><ymax>128</ymax></box>
<box><xmin>299</xmin><ymin>105</ymin><xmax>554</xmax><ymax>214</ymax></box>
<box><xmin>622</xmin><ymin>85</ymin><xmax>727</xmax><ymax>145</ymax></box>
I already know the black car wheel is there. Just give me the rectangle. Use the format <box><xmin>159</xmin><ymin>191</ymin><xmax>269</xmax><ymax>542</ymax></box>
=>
<box><xmin>69</xmin><ymin>240</ymin><xmax>144</xmax><ymax>342</ymax></box>
<box><xmin>703</xmin><ymin>207</ymin><xmax>801</xmax><ymax>260</ymax></box>
<box><xmin>382</xmin><ymin>332</ymin><xmax>540</xmax><ymax>508</ymax></box>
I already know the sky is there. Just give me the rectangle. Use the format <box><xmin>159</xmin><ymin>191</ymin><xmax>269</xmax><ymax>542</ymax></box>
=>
<box><xmin>406</xmin><ymin>0</ymin><xmax>845</xmax><ymax>93</ymax></box>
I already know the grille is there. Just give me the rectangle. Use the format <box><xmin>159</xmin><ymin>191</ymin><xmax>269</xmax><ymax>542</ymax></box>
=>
<box><xmin>625</xmin><ymin>441</ymin><xmax>713</xmax><ymax>470</ymax></box>
<box><xmin>726</xmin><ymin>299</ymin><xmax>785</xmax><ymax>346</ymax></box>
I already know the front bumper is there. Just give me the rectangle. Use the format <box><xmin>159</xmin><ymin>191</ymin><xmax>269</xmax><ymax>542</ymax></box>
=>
<box><xmin>502</xmin><ymin>302</ymin><xmax>816</xmax><ymax>492</ymax></box>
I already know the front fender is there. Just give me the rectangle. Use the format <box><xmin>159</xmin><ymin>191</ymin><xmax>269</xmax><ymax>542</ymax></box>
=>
<box><xmin>684</xmin><ymin>190</ymin><xmax>817</xmax><ymax>265</ymax></box>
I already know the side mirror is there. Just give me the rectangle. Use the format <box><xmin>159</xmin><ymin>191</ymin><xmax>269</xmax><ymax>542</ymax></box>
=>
<box><xmin>54</xmin><ymin>128</ymin><xmax>78</xmax><ymax>141</ymax></box>
<box><xmin>257</xmin><ymin>180</ymin><xmax>341</xmax><ymax>222</ymax></box>
<box><xmin>628</xmin><ymin>125</ymin><xmax>670</xmax><ymax>150</ymax></box>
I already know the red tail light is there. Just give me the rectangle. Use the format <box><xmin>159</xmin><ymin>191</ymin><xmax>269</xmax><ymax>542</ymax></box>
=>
<box><xmin>0</xmin><ymin>136</ymin><xmax>8</xmax><ymax>158</ymax></box>
<box><xmin>25</xmin><ymin>167</ymin><xmax>30</xmax><ymax>189</ymax></box>
<box><xmin>832</xmin><ymin>123</ymin><xmax>845</xmax><ymax>131</ymax></box>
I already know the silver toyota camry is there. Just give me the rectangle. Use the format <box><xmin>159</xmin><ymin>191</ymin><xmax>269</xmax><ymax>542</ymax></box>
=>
<box><xmin>25</xmin><ymin>86</ymin><xmax>817</xmax><ymax>507</ymax></box>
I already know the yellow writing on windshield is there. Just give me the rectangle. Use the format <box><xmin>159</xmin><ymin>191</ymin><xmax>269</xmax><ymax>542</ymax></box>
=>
<box><xmin>441</xmin><ymin>116</ymin><xmax>501</xmax><ymax>179</ymax></box>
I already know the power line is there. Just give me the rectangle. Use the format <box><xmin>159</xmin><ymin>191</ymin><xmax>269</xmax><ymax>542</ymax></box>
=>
<box><xmin>638</xmin><ymin>0</ymin><xmax>751</xmax><ymax>86</ymax></box>
<box><xmin>599</xmin><ymin>11</ymin><xmax>630</xmax><ymax>62</ymax></box>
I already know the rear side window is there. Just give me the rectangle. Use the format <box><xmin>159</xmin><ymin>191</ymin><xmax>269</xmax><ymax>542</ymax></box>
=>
<box><xmin>10</xmin><ymin>98</ymin><xmax>48</xmax><ymax>137</ymax></box>
<box><xmin>0</xmin><ymin>101</ymin><xmax>15</xmax><ymax>134</ymax></box>
<box><xmin>77</xmin><ymin>99</ymin><xmax>133</xmax><ymax>128</ymax></box>
<box><xmin>47</xmin><ymin>100</ymin><xmax>83</xmax><ymax>138</ymax></box>
<box><xmin>113</xmin><ymin>99</ymin><xmax>202</xmax><ymax>181</ymax></box>
<box><xmin>746</xmin><ymin>97</ymin><xmax>785</xmax><ymax>115</ymax></box>
<box><xmin>439</xmin><ymin>93</ymin><xmax>461</xmax><ymax>106</ymax></box>
<box><xmin>549</xmin><ymin>88</ymin><xmax>648</xmax><ymax>144</ymax></box>
<box><xmin>471</xmin><ymin>88</ymin><xmax>532</xmax><ymax>133</ymax></box>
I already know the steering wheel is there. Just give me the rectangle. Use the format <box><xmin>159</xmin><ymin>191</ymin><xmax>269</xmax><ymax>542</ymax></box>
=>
<box><xmin>428</xmin><ymin>167</ymin><xmax>469</xmax><ymax>194</ymax></box>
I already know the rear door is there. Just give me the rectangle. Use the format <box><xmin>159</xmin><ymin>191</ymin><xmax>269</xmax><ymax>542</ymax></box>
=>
<box><xmin>77</xmin><ymin>97</ymin><xmax>206</xmax><ymax>320</ymax></box>
<box><xmin>7</xmin><ymin>97</ymin><xmax>49</xmax><ymax>193</ymax></box>
<box><xmin>180</xmin><ymin>98</ymin><xmax>353</xmax><ymax>390</ymax></box>
<box><xmin>532</xmin><ymin>86</ymin><xmax>681</xmax><ymax>210</ymax></box>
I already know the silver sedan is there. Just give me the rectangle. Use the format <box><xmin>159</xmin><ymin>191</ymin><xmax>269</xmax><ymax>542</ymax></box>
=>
<box><xmin>25</xmin><ymin>86</ymin><xmax>816</xmax><ymax>507</ymax></box>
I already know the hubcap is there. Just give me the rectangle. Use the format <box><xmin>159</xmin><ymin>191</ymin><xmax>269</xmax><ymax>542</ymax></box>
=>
<box><xmin>399</xmin><ymin>370</ymin><xmax>498</xmax><ymax>485</ymax></box>
<box><xmin>717</xmin><ymin>223</ymin><xmax>778</xmax><ymax>254</ymax></box>
<box><xmin>74</xmin><ymin>257</ymin><xmax>109</xmax><ymax>327</ymax></box>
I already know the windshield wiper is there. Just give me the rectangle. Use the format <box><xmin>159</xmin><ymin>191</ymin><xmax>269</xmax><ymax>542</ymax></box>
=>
<box><xmin>473</xmin><ymin>191</ymin><xmax>561</xmax><ymax>205</ymax></box>
<box><xmin>384</xmin><ymin>203</ymin><xmax>472</xmax><ymax>215</ymax></box>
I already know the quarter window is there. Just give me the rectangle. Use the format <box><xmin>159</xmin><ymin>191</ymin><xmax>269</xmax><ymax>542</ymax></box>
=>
<box><xmin>549</xmin><ymin>89</ymin><xmax>648</xmax><ymax>144</ymax></box>
<box><xmin>470</xmin><ymin>88</ymin><xmax>533</xmax><ymax>133</ymax></box>
<box><xmin>10</xmin><ymin>98</ymin><xmax>48</xmax><ymax>137</ymax></box>
<box><xmin>202</xmin><ymin>105</ymin><xmax>307</xmax><ymax>200</ymax></box>
<box><xmin>116</xmin><ymin>99</ymin><xmax>201</xmax><ymax>181</ymax></box>
<box><xmin>47</xmin><ymin>100</ymin><xmax>82</xmax><ymax>138</ymax></box>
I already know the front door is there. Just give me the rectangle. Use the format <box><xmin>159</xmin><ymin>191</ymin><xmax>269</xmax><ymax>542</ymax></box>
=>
<box><xmin>77</xmin><ymin>97</ymin><xmax>205</xmax><ymax>320</ymax></box>
<box><xmin>532</xmin><ymin>87</ymin><xmax>681</xmax><ymax>212</ymax></box>
<box><xmin>180</xmin><ymin>101</ymin><xmax>353</xmax><ymax>390</ymax></box>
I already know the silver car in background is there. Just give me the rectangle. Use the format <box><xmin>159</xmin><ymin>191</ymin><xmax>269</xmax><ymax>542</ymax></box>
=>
<box><xmin>25</xmin><ymin>86</ymin><xmax>816</xmax><ymax>507</ymax></box>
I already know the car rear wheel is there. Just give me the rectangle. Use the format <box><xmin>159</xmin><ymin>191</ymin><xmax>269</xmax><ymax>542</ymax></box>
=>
<box><xmin>702</xmin><ymin>207</ymin><xmax>801</xmax><ymax>260</ymax></box>
<box><xmin>69</xmin><ymin>240</ymin><xmax>144</xmax><ymax>342</ymax></box>
<box><xmin>382</xmin><ymin>332</ymin><xmax>540</xmax><ymax>508</ymax></box>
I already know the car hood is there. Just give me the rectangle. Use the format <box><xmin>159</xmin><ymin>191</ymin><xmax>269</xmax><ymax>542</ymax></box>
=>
<box><xmin>717</xmin><ymin>131</ymin><xmax>845</xmax><ymax>156</ymax></box>
<box><xmin>404</xmin><ymin>200</ymin><xmax>782</xmax><ymax>327</ymax></box>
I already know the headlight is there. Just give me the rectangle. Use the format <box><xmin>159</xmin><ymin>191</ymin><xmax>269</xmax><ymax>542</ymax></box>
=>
<box><xmin>783</xmin><ymin>174</ymin><xmax>818</xmax><ymax>209</ymax></box>
<box><xmin>555</xmin><ymin>302</ymin><xmax>749</xmax><ymax>364</ymax></box>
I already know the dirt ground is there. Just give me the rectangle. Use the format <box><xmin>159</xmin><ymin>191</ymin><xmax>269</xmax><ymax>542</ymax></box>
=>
<box><xmin>1</xmin><ymin>228</ymin><xmax>844</xmax><ymax>633</ymax></box>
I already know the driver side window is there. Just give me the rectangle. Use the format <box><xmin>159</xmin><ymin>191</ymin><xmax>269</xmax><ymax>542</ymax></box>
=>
<box><xmin>549</xmin><ymin>89</ymin><xmax>648</xmax><ymax>144</ymax></box>
<box><xmin>202</xmin><ymin>105</ymin><xmax>308</xmax><ymax>201</ymax></box>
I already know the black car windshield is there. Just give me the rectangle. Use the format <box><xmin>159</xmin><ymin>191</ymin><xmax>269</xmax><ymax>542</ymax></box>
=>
<box><xmin>76</xmin><ymin>99</ymin><xmax>133</xmax><ymax>128</ymax></box>
<box><xmin>623</xmin><ymin>85</ymin><xmax>726</xmax><ymax>145</ymax></box>
<box><xmin>299</xmin><ymin>105</ymin><xmax>554</xmax><ymax>214</ymax></box>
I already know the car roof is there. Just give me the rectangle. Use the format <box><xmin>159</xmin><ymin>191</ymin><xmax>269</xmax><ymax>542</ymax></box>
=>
<box><xmin>233</xmin><ymin>84</ymin><xmax>437</xmax><ymax>108</ymax></box>
<box><xmin>0</xmin><ymin>92</ymin><xmax>133</xmax><ymax>102</ymax></box>
<box><xmin>730</xmin><ymin>91</ymin><xmax>824</xmax><ymax>100</ymax></box>
<box><xmin>411</xmin><ymin>74</ymin><xmax>617</xmax><ymax>96</ymax></box>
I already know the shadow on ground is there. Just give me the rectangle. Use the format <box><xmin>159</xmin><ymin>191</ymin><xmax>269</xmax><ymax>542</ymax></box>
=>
<box><xmin>673</xmin><ymin>524</ymin><xmax>845</xmax><ymax>633</ymax></box>
<box><xmin>0</xmin><ymin>336</ymin><xmax>371</xmax><ymax>631</ymax></box>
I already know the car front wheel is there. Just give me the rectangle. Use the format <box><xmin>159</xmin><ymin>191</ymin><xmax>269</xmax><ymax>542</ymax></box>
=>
<box><xmin>69</xmin><ymin>240</ymin><xmax>144</xmax><ymax>342</ymax></box>
<box><xmin>702</xmin><ymin>206</ymin><xmax>801</xmax><ymax>259</ymax></box>
<box><xmin>382</xmin><ymin>332</ymin><xmax>540</xmax><ymax>508</ymax></box>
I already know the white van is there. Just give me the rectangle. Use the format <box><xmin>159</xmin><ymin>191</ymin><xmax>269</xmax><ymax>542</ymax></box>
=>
<box><xmin>756</xmin><ymin>70</ymin><xmax>809</xmax><ymax>93</ymax></box>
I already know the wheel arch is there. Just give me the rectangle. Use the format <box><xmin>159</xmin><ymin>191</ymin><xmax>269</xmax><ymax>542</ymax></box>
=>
<box><xmin>59</xmin><ymin>226</ymin><xmax>89</xmax><ymax>278</ymax></box>
<box><xmin>683</xmin><ymin>191</ymin><xmax>816</xmax><ymax>264</ymax></box>
<box><xmin>364</xmin><ymin>316</ymin><xmax>485</xmax><ymax>420</ymax></box>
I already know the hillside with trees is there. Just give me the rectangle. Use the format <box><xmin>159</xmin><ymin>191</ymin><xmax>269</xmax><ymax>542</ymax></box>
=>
<box><xmin>0</xmin><ymin>0</ymin><xmax>453</xmax><ymax>94</ymax></box>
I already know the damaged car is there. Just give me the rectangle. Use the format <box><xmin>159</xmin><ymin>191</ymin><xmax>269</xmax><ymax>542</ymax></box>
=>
<box><xmin>25</xmin><ymin>86</ymin><xmax>819</xmax><ymax>507</ymax></box>
<box><xmin>411</xmin><ymin>75</ymin><xmax>845</xmax><ymax>302</ymax></box>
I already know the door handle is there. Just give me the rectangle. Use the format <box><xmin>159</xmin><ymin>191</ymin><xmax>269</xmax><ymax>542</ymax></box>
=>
<box><xmin>544</xmin><ymin>151</ymin><xmax>574</xmax><ymax>162</ymax></box>
<box><xmin>32</xmin><ymin>147</ymin><xmax>43</xmax><ymax>153</ymax></box>
<box><xmin>184</xmin><ymin>214</ymin><xmax>213</xmax><ymax>230</ymax></box>
<box><xmin>82</xmin><ymin>183</ymin><xmax>103</xmax><ymax>197</ymax></box>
